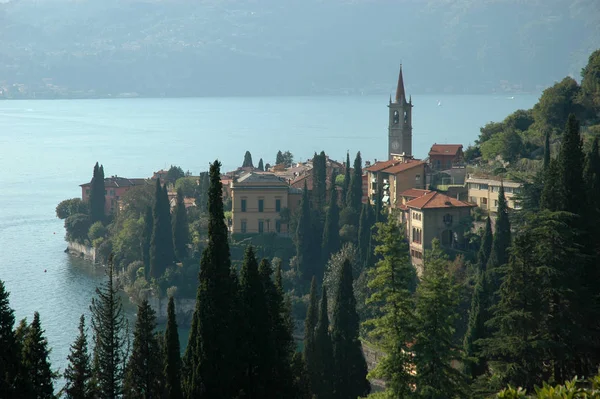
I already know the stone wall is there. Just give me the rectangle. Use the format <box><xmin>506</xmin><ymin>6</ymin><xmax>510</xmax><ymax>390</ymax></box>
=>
<box><xmin>67</xmin><ymin>241</ymin><xmax>96</xmax><ymax>263</ymax></box>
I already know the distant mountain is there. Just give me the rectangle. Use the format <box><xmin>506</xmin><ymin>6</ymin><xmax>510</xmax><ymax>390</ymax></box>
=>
<box><xmin>0</xmin><ymin>0</ymin><xmax>598</xmax><ymax>98</ymax></box>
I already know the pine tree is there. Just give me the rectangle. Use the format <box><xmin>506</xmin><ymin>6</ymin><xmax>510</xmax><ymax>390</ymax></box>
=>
<box><xmin>346</xmin><ymin>152</ymin><xmax>363</xmax><ymax>214</ymax></box>
<box><xmin>142</xmin><ymin>206</ymin><xmax>153</xmax><ymax>279</ymax></box>
<box><xmin>243</xmin><ymin>151</ymin><xmax>254</xmax><ymax>168</ymax></box>
<box><xmin>172</xmin><ymin>188</ymin><xmax>189</xmax><ymax>261</ymax></box>
<box><xmin>357</xmin><ymin>203</ymin><xmax>370</xmax><ymax>268</ymax></box>
<box><xmin>486</xmin><ymin>183</ymin><xmax>511</xmax><ymax>301</ymax></box>
<box><xmin>90</xmin><ymin>162</ymin><xmax>105</xmax><ymax>223</ymax></box>
<box><xmin>331</xmin><ymin>259</ymin><xmax>370</xmax><ymax>399</ymax></box>
<box><xmin>0</xmin><ymin>280</ymin><xmax>20</xmax><ymax>397</ymax></box>
<box><xmin>413</xmin><ymin>241</ymin><xmax>465</xmax><ymax>399</ymax></box>
<box><xmin>20</xmin><ymin>312</ymin><xmax>56</xmax><ymax>398</ymax></box>
<box><xmin>276</xmin><ymin>150</ymin><xmax>284</xmax><ymax>166</ymax></box>
<box><xmin>258</xmin><ymin>158</ymin><xmax>264</xmax><ymax>171</ymax></box>
<box><xmin>322</xmin><ymin>172</ymin><xmax>340</xmax><ymax>265</ymax></box>
<box><xmin>90</xmin><ymin>257</ymin><xmax>128</xmax><ymax>399</ymax></box>
<box><xmin>366</xmin><ymin>219</ymin><xmax>416</xmax><ymax>397</ymax></box>
<box><xmin>303</xmin><ymin>276</ymin><xmax>319</xmax><ymax>391</ymax></box>
<box><xmin>164</xmin><ymin>296</ymin><xmax>183</xmax><ymax>399</ymax></box>
<box><xmin>187</xmin><ymin>160</ymin><xmax>238</xmax><ymax>398</ymax></box>
<box><xmin>558</xmin><ymin>114</ymin><xmax>584</xmax><ymax>213</ymax></box>
<box><xmin>296</xmin><ymin>181</ymin><xmax>316</xmax><ymax>282</ymax></box>
<box><xmin>312</xmin><ymin>287</ymin><xmax>335</xmax><ymax>399</ymax></box>
<box><xmin>124</xmin><ymin>299</ymin><xmax>163</xmax><ymax>398</ymax></box>
<box><xmin>342</xmin><ymin>152</ymin><xmax>351</xmax><ymax>208</ymax></box>
<box><xmin>64</xmin><ymin>315</ymin><xmax>93</xmax><ymax>399</ymax></box>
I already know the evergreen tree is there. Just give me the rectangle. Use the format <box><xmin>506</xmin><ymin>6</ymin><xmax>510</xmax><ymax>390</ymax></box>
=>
<box><xmin>585</xmin><ymin>137</ymin><xmax>600</xmax><ymax>209</ymax></box>
<box><xmin>313</xmin><ymin>287</ymin><xmax>335</xmax><ymax>399</ymax></box>
<box><xmin>322</xmin><ymin>172</ymin><xmax>340</xmax><ymax>265</ymax></box>
<box><xmin>172</xmin><ymin>188</ymin><xmax>189</xmax><ymax>261</ymax></box>
<box><xmin>357</xmin><ymin>203</ymin><xmax>370</xmax><ymax>268</ymax></box>
<box><xmin>90</xmin><ymin>257</ymin><xmax>129</xmax><ymax>399</ymax></box>
<box><xmin>413</xmin><ymin>241</ymin><xmax>465</xmax><ymax>399</ymax></box>
<box><xmin>20</xmin><ymin>312</ymin><xmax>56</xmax><ymax>398</ymax></box>
<box><xmin>486</xmin><ymin>183</ymin><xmax>511</xmax><ymax>300</ymax></box>
<box><xmin>342</xmin><ymin>152</ymin><xmax>351</xmax><ymax>208</ymax></box>
<box><xmin>312</xmin><ymin>151</ymin><xmax>327</xmax><ymax>211</ymax></box>
<box><xmin>124</xmin><ymin>299</ymin><xmax>163</xmax><ymax>399</ymax></box>
<box><xmin>303</xmin><ymin>277</ymin><xmax>319</xmax><ymax>392</ymax></box>
<box><xmin>181</xmin><ymin>310</ymin><xmax>199</xmax><ymax>398</ymax></box>
<box><xmin>331</xmin><ymin>259</ymin><xmax>370</xmax><ymax>399</ymax></box>
<box><xmin>543</xmin><ymin>130</ymin><xmax>551</xmax><ymax>170</ymax></box>
<box><xmin>276</xmin><ymin>150</ymin><xmax>284</xmax><ymax>166</ymax></box>
<box><xmin>243</xmin><ymin>151</ymin><xmax>254</xmax><ymax>168</ymax></box>
<box><xmin>142</xmin><ymin>206</ymin><xmax>153</xmax><ymax>279</ymax></box>
<box><xmin>366</xmin><ymin>219</ymin><xmax>416</xmax><ymax>398</ymax></box>
<box><xmin>150</xmin><ymin>180</ymin><xmax>175</xmax><ymax>279</ymax></box>
<box><xmin>346</xmin><ymin>152</ymin><xmax>363</xmax><ymax>214</ymax></box>
<box><xmin>90</xmin><ymin>162</ymin><xmax>105</xmax><ymax>223</ymax></box>
<box><xmin>558</xmin><ymin>114</ymin><xmax>584</xmax><ymax>213</ymax></box>
<box><xmin>164</xmin><ymin>296</ymin><xmax>183</xmax><ymax>399</ymax></box>
<box><xmin>296</xmin><ymin>181</ymin><xmax>317</xmax><ymax>282</ymax></box>
<box><xmin>540</xmin><ymin>158</ymin><xmax>561</xmax><ymax>211</ymax></box>
<box><xmin>290</xmin><ymin>352</ymin><xmax>312</xmax><ymax>399</ymax></box>
<box><xmin>187</xmin><ymin>160</ymin><xmax>238</xmax><ymax>398</ymax></box>
<box><xmin>196</xmin><ymin>172</ymin><xmax>210</xmax><ymax>213</ymax></box>
<box><xmin>0</xmin><ymin>280</ymin><xmax>20</xmax><ymax>397</ymax></box>
<box><xmin>64</xmin><ymin>315</ymin><xmax>93</xmax><ymax>399</ymax></box>
<box><xmin>258</xmin><ymin>158</ymin><xmax>264</xmax><ymax>171</ymax></box>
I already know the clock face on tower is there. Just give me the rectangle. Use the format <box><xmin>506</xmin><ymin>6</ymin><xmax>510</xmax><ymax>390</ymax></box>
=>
<box><xmin>391</xmin><ymin>140</ymin><xmax>400</xmax><ymax>151</ymax></box>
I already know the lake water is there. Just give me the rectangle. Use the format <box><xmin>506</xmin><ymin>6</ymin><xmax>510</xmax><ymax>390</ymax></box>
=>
<box><xmin>0</xmin><ymin>94</ymin><xmax>538</xmax><ymax>383</ymax></box>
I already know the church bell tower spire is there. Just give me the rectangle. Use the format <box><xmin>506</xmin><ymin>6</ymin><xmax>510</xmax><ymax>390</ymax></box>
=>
<box><xmin>387</xmin><ymin>64</ymin><xmax>413</xmax><ymax>160</ymax></box>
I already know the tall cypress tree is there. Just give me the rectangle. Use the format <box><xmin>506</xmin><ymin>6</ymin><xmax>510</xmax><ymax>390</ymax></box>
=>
<box><xmin>142</xmin><ymin>206</ymin><xmax>153</xmax><ymax>279</ymax></box>
<box><xmin>303</xmin><ymin>276</ymin><xmax>319</xmax><ymax>392</ymax></box>
<box><xmin>322</xmin><ymin>172</ymin><xmax>340</xmax><ymax>265</ymax></box>
<box><xmin>63</xmin><ymin>315</ymin><xmax>93</xmax><ymax>399</ymax></box>
<box><xmin>342</xmin><ymin>152</ymin><xmax>351</xmax><ymax>208</ymax></box>
<box><xmin>346</xmin><ymin>152</ymin><xmax>363</xmax><ymax>214</ymax></box>
<box><xmin>557</xmin><ymin>114</ymin><xmax>584</xmax><ymax>213</ymax></box>
<box><xmin>90</xmin><ymin>256</ymin><xmax>128</xmax><ymax>399</ymax></box>
<box><xmin>188</xmin><ymin>160</ymin><xmax>238</xmax><ymax>398</ymax></box>
<box><xmin>486</xmin><ymin>183</ymin><xmax>511</xmax><ymax>300</ymax></box>
<box><xmin>181</xmin><ymin>309</ymin><xmax>199</xmax><ymax>398</ymax></box>
<box><xmin>543</xmin><ymin>130</ymin><xmax>551</xmax><ymax>170</ymax></box>
<box><xmin>162</xmin><ymin>184</ymin><xmax>175</xmax><ymax>262</ymax></box>
<box><xmin>172</xmin><ymin>188</ymin><xmax>189</xmax><ymax>261</ymax></box>
<box><xmin>243</xmin><ymin>151</ymin><xmax>254</xmax><ymax>168</ymax></box>
<box><xmin>0</xmin><ymin>280</ymin><xmax>20</xmax><ymax>397</ymax></box>
<box><xmin>276</xmin><ymin>150</ymin><xmax>284</xmax><ymax>166</ymax></box>
<box><xmin>164</xmin><ymin>296</ymin><xmax>183</xmax><ymax>399</ymax></box>
<box><xmin>124</xmin><ymin>299</ymin><xmax>163</xmax><ymax>398</ymax></box>
<box><xmin>258</xmin><ymin>158</ymin><xmax>264</xmax><ymax>171</ymax></box>
<box><xmin>296</xmin><ymin>181</ymin><xmax>316</xmax><ymax>282</ymax></box>
<box><xmin>331</xmin><ymin>258</ymin><xmax>370</xmax><ymax>399</ymax></box>
<box><xmin>357</xmin><ymin>204</ymin><xmax>370</xmax><ymax>268</ymax></box>
<box><xmin>20</xmin><ymin>312</ymin><xmax>56</xmax><ymax>398</ymax></box>
<box><xmin>312</xmin><ymin>287</ymin><xmax>335</xmax><ymax>399</ymax></box>
<box><xmin>413</xmin><ymin>241</ymin><xmax>465</xmax><ymax>398</ymax></box>
<box><xmin>540</xmin><ymin>158</ymin><xmax>561</xmax><ymax>211</ymax></box>
<box><xmin>150</xmin><ymin>180</ymin><xmax>175</xmax><ymax>279</ymax></box>
<box><xmin>312</xmin><ymin>151</ymin><xmax>327</xmax><ymax>211</ymax></box>
<box><xmin>585</xmin><ymin>137</ymin><xmax>600</xmax><ymax>209</ymax></box>
<box><xmin>89</xmin><ymin>162</ymin><xmax>105</xmax><ymax>223</ymax></box>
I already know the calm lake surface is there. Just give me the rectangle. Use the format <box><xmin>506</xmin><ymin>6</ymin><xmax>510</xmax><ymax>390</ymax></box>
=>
<box><xmin>0</xmin><ymin>94</ymin><xmax>538</xmax><ymax>382</ymax></box>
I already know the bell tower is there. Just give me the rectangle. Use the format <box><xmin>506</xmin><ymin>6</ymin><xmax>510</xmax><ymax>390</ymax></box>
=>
<box><xmin>388</xmin><ymin>65</ymin><xmax>413</xmax><ymax>160</ymax></box>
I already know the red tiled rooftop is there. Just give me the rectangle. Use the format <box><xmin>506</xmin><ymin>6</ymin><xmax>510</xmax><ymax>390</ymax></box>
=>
<box><xmin>405</xmin><ymin>191</ymin><xmax>474</xmax><ymax>210</ymax></box>
<box><xmin>382</xmin><ymin>160</ymin><xmax>425</xmax><ymax>174</ymax></box>
<box><xmin>428</xmin><ymin>144</ymin><xmax>463</xmax><ymax>157</ymax></box>
<box><xmin>399</xmin><ymin>188</ymin><xmax>432</xmax><ymax>199</ymax></box>
<box><xmin>365</xmin><ymin>159</ymin><xmax>400</xmax><ymax>172</ymax></box>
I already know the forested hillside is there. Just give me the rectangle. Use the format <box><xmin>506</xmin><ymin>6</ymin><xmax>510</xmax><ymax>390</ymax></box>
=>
<box><xmin>0</xmin><ymin>0</ymin><xmax>599</xmax><ymax>97</ymax></box>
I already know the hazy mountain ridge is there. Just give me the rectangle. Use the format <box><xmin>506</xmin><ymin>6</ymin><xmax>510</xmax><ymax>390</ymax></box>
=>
<box><xmin>0</xmin><ymin>0</ymin><xmax>598</xmax><ymax>97</ymax></box>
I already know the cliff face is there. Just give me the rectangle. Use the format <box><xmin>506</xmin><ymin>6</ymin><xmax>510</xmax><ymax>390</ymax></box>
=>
<box><xmin>67</xmin><ymin>242</ymin><xmax>96</xmax><ymax>263</ymax></box>
<box><xmin>147</xmin><ymin>296</ymin><xmax>196</xmax><ymax>326</ymax></box>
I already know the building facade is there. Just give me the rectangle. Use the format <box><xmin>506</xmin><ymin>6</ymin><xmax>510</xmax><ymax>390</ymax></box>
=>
<box><xmin>80</xmin><ymin>176</ymin><xmax>148</xmax><ymax>214</ymax></box>
<box><xmin>466</xmin><ymin>176</ymin><xmax>523</xmax><ymax>212</ymax></box>
<box><xmin>428</xmin><ymin>144</ymin><xmax>464</xmax><ymax>171</ymax></box>
<box><xmin>366</xmin><ymin>157</ymin><xmax>426</xmax><ymax>208</ymax></box>
<box><xmin>388</xmin><ymin>65</ymin><xmax>413</xmax><ymax>160</ymax></box>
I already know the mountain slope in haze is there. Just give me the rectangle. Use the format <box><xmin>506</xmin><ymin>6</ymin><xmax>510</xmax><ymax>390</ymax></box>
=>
<box><xmin>0</xmin><ymin>0</ymin><xmax>598</xmax><ymax>98</ymax></box>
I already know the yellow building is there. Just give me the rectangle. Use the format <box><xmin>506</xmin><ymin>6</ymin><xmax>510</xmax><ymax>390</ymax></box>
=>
<box><xmin>365</xmin><ymin>157</ymin><xmax>427</xmax><ymax>208</ymax></box>
<box><xmin>466</xmin><ymin>176</ymin><xmax>523</xmax><ymax>212</ymax></box>
<box><xmin>402</xmin><ymin>191</ymin><xmax>475</xmax><ymax>271</ymax></box>
<box><xmin>230</xmin><ymin>172</ymin><xmax>298</xmax><ymax>235</ymax></box>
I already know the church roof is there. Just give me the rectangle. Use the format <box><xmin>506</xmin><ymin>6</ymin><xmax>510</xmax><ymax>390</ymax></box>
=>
<box><xmin>395</xmin><ymin>65</ymin><xmax>405</xmax><ymax>104</ymax></box>
<box><xmin>405</xmin><ymin>191</ymin><xmax>475</xmax><ymax>210</ymax></box>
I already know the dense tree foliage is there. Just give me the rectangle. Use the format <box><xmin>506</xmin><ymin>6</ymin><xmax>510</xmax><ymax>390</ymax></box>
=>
<box><xmin>312</xmin><ymin>287</ymin><xmax>335</xmax><ymax>399</ymax></box>
<box><xmin>19</xmin><ymin>312</ymin><xmax>57</xmax><ymax>398</ymax></box>
<box><xmin>163</xmin><ymin>296</ymin><xmax>183</xmax><ymax>399</ymax></box>
<box><xmin>172</xmin><ymin>188</ymin><xmax>190</xmax><ymax>261</ymax></box>
<box><xmin>295</xmin><ymin>181</ymin><xmax>319</xmax><ymax>283</ymax></box>
<box><xmin>342</xmin><ymin>152</ymin><xmax>350</xmax><ymax>208</ymax></box>
<box><xmin>166</xmin><ymin>165</ymin><xmax>186</xmax><ymax>183</ymax></box>
<box><xmin>0</xmin><ymin>281</ymin><xmax>20</xmax><ymax>397</ymax></box>
<box><xmin>346</xmin><ymin>152</ymin><xmax>363</xmax><ymax>215</ymax></box>
<box><xmin>321</xmin><ymin>172</ymin><xmax>341</xmax><ymax>265</ymax></box>
<box><xmin>56</xmin><ymin>198</ymin><xmax>88</xmax><ymax>220</ymax></box>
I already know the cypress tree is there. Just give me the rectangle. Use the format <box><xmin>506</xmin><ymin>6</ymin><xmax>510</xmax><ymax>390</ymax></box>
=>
<box><xmin>585</xmin><ymin>137</ymin><xmax>600</xmax><ymax>208</ymax></box>
<box><xmin>331</xmin><ymin>259</ymin><xmax>370</xmax><ymax>399</ymax></box>
<box><xmin>188</xmin><ymin>160</ymin><xmax>238</xmax><ymax>398</ymax></box>
<box><xmin>312</xmin><ymin>287</ymin><xmax>335</xmax><ymax>399</ymax></box>
<box><xmin>296</xmin><ymin>181</ymin><xmax>316</xmax><ymax>282</ymax></box>
<box><xmin>486</xmin><ymin>183</ymin><xmax>511</xmax><ymax>300</ymax></box>
<box><xmin>90</xmin><ymin>256</ymin><xmax>128</xmax><ymax>399</ymax></box>
<box><xmin>181</xmin><ymin>310</ymin><xmax>199</xmax><ymax>398</ymax></box>
<box><xmin>413</xmin><ymin>241</ymin><xmax>465</xmax><ymax>398</ymax></box>
<box><xmin>346</xmin><ymin>152</ymin><xmax>363</xmax><ymax>214</ymax></box>
<box><xmin>124</xmin><ymin>299</ymin><xmax>163</xmax><ymax>399</ymax></box>
<box><xmin>276</xmin><ymin>150</ymin><xmax>284</xmax><ymax>166</ymax></box>
<box><xmin>172</xmin><ymin>188</ymin><xmax>189</xmax><ymax>261</ymax></box>
<box><xmin>196</xmin><ymin>172</ymin><xmax>210</xmax><ymax>213</ymax></box>
<box><xmin>540</xmin><ymin>158</ymin><xmax>561</xmax><ymax>211</ymax></box>
<box><xmin>150</xmin><ymin>180</ymin><xmax>175</xmax><ymax>279</ymax></box>
<box><xmin>357</xmin><ymin>203</ymin><xmax>370</xmax><ymax>268</ymax></box>
<box><xmin>258</xmin><ymin>158</ymin><xmax>264</xmax><ymax>171</ymax></box>
<box><xmin>142</xmin><ymin>206</ymin><xmax>153</xmax><ymax>279</ymax></box>
<box><xmin>303</xmin><ymin>276</ymin><xmax>319</xmax><ymax>391</ymax></box>
<box><xmin>291</xmin><ymin>352</ymin><xmax>313</xmax><ymax>399</ymax></box>
<box><xmin>342</xmin><ymin>152</ymin><xmax>351</xmax><ymax>207</ymax></box>
<box><xmin>243</xmin><ymin>151</ymin><xmax>254</xmax><ymax>168</ymax></box>
<box><xmin>63</xmin><ymin>315</ymin><xmax>93</xmax><ymax>399</ymax></box>
<box><xmin>322</xmin><ymin>172</ymin><xmax>340</xmax><ymax>265</ymax></box>
<box><xmin>0</xmin><ymin>280</ymin><xmax>20</xmax><ymax>397</ymax></box>
<box><xmin>20</xmin><ymin>312</ymin><xmax>56</xmax><ymax>398</ymax></box>
<box><xmin>557</xmin><ymin>114</ymin><xmax>584</xmax><ymax>213</ymax></box>
<box><xmin>312</xmin><ymin>151</ymin><xmax>327</xmax><ymax>211</ymax></box>
<box><xmin>543</xmin><ymin>130</ymin><xmax>551</xmax><ymax>170</ymax></box>
<box><xmin>89</xmin><ymin>162</ymin><xmax>105</xmax><ymax>223</ymax></box>
<box><xmin>164</xmin><ymin>297</ymin><xmax>183</xmax><ymax>399</ymax></box>
<box><xmin>162</xmin><ymin>184</ymin><xmax>175</xmax><ymax>261</ymax></box>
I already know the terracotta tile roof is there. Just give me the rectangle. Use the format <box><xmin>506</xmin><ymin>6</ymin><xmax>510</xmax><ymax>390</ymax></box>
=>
<box><xmin>399</xmin><ymin>188</ymin><xmax>432</xmax><ymax>199</ymax></box>
<box><xmin>405</xmin><ymin>191</ymin><xmax>475</xmax><ymax>210</ymax></box>
<box><xmin>428</xmin><ymin>144</ymin><xmax>463</xmax><ymax>157</ymax></box>
<box><xmin>80</xmin><ymin>177</ymin><xmax>148</xmax><ymax>188</ymax></box>
<box><xmin>365</xmin><ymin>159</ymin><xmax>400</xmax><ymax>172</ymax></box>
<box><xmin>382</xmin><ymin>160</ymin><xmax>425</xmax><ymax>174</ymax></box>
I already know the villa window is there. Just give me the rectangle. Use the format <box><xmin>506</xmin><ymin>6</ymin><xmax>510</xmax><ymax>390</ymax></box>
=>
<box><xmin>491</xmin><ymin>186</ymin><xmax>499</xmax><ymax>193</ymax></box>
<box><xmin>412</xmin><ymin>228</ymin><xmax>422</xmax><ymax>244</ymax></box>
<box><xmin>494</xmin><ymin>200</ymin><xmax>499</xmax><ymax>208</ymax></box>
<box><xmin>258</xmin><ymin>199</ymin><xmax>264</xmax><ymax>213</ymax></box>
<box><xmin>415</xmin><ymin>174</ymin><xmax>421</xmax><ymax>182</ymax></box>
<box><xmin>109</xmin><ymin>189</ymin><xmax>115</xmax><ymax>196</ymax></box>
<box><xmin>443</xmin><ymin>214</ymin><xmax>453</xmax><ymax>225</ymax></box>
<box><xmin>241</xmin><ymin>220</ymin><xmax>247</xmax><ymax>234</ymax></box>
<box><xmin>258</xmin><ymin>220</ymin><xmax>264</xmax><ymax>233</ymax></box>
<box><xmin>275</xmin><ymin>199</ymin><xmax>281</xmax><ymax>212</ymax></box>
<box><xmin>85</xmin><ymin>189</ymin><xmax>90</xmax><ymax>195</ymax></box>
<box><xmin>479</xmin><ymin>184</ymin><xmax>489</xmax><ymax>190</ymax></box>
<box><xmin>241</xmin><ymin>199</ymin><xmax>247</xmax><ymax>212</ymax></box>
